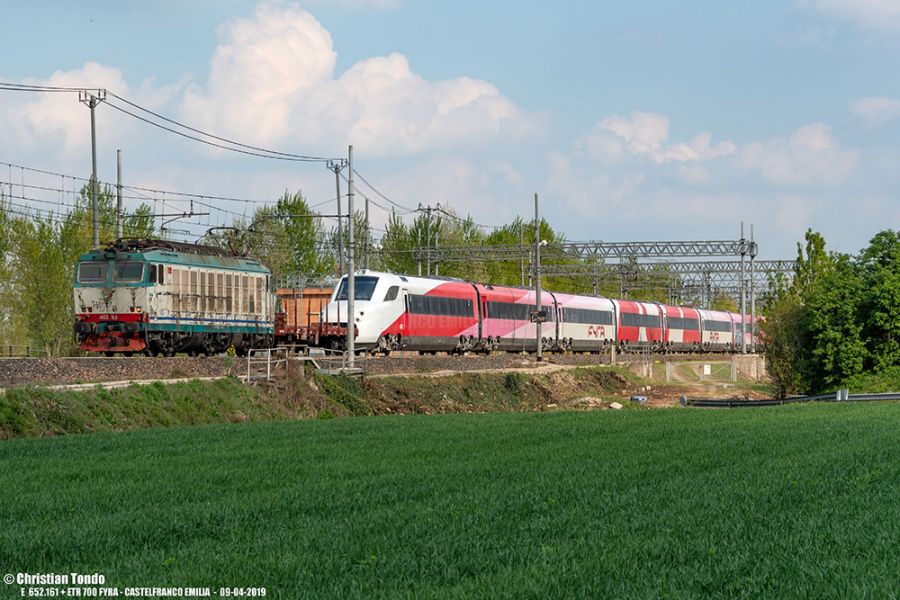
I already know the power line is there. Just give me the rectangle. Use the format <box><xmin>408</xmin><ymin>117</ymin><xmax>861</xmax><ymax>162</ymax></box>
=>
<box><xmin>0</xmin><ymin>83</ymin><xmax>341</xmax><ymax>163</ymax></box>
<box><xmin>104</xmin><ymin>99</ymin><xmax>331</xmax><ymax>163</ymax></box>
<box><xmin>106</xmin><ymin>91</ymin><xmax>336</xmax><ymax>162</ymax></box>
<box><xmin>351</xmin><ymin>168</ymin><xmax>416</xmax><ymax>213</ymax></box>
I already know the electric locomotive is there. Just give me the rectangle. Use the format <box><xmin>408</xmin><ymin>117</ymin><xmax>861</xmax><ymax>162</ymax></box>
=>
<box><xmin>73</xmin><ymin>239</ymin><xmax>275</xmax><ymax>356</ymax></box>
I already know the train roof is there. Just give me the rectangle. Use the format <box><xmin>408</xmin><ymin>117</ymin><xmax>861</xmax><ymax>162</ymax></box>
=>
<box><xmin>78</xmin><ymin>239</ymin><xmax>270</xmax><ymax>273</ymax></box>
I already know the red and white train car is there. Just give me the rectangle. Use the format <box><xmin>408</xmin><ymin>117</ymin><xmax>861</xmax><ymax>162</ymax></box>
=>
<box><xmin>661</xmin><ymin>305</ymin><xmax>702</xmax><ymax>352</ymax></box>
<box><xmin>552</xmin><ymin>291</ymin><xmax>617</xmax><ymax>352</ymax></box>
<box><xmin>697</xmin><ymin>309</ymin><xmax>738</xmax><ymax>351</ymax></box>
<box><xmin>612</xmin><ymin>300</ymin><xmax>664</xmax><ymax>351</ymax></box>
<box><xmin>319</xmin><ymin>271</ymin><xmax>755</xmax><ymax>354</ymax></box>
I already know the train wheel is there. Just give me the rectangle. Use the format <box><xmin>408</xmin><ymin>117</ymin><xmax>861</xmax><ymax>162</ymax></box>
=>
<box><xmin>123</xmin><ymin>352</ymin><xmax>134</xmax><ymax>358</ymax></box>
<box><xmin>104</xmin><ymin>351</ymin><xmax>114</xmax><ymax>357</ymax></box>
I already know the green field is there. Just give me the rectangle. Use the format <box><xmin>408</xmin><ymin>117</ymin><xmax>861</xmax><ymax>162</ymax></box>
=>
<box><xmin>2</xmin><ymin>404</ymin><xmax>899</xmax><ymax>598</ymax></box>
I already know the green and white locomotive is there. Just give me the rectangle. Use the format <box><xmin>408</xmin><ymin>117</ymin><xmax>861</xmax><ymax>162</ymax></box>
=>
<box><xmin>74</xmin><ymin>239</ymin><xmax>275</xmax><ymax>356</ymax></box>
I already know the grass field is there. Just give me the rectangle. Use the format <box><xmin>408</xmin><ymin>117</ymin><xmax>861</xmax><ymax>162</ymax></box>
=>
<box><xmin>2</xmin><ymin>404</ymin><xmax>899</xmax><ymax>598</ymax></box>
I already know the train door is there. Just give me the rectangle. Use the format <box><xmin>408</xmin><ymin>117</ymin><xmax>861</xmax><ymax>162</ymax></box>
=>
<box><xmin>400</xmin><ymin>287</ymin><xmax>410</xmax><ymax>340</ymax></box>
<box><xmin>471</xmin><ymin>283</ymin><xmax>484</xmax><ymax>344</ymax></box>
<box><xmin>546</xmin><ymin>291</ymin><xmax>559</xmax><ymax>347</ymax></box>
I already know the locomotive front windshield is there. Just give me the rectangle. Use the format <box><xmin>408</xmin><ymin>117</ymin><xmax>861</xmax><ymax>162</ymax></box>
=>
<box><xmin>77</xmin><ymin>261</ymin><xmax>108</xmax><ymax>283</ymax></box>
<box><xmin>336</xmin><ymin>276</ymin><xmax>379</xmax><ymax>301</ymax></box>
<box><xmin>113</xmin><ymin>261</ymin><xmax>144</xmax><ymax>283</ymax></box>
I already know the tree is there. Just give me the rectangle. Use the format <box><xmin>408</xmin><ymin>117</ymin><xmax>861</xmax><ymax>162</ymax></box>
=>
<box><xmin>803</xmin><ymin>254</ymin><xmax>866</xmax><ymax>390</ymax></box>
<box><xmin>761</xmin><ymin>293</ymin><xmax>807</xmax><ymax>397</ymax></box>
<box><xmin>858</xmin><ymin>230</ymin><xmax>900</xmax><ymax>371</ymax></box>
<box><xmin>0</xmin><ymin>182</ymin><xmax>153</xmax><ymax>355</ymax></box>
<box><xmin>762</xmin><ymin>229</ymin><xmax>831</xmax><ymax>396</ymax></box>
<box><xmin>761</xmin><ymin>229</ymin><xmax>876</xmax><ymax>395</ymax></box>
<box><xmin>710</xmin><ymin>292</ymin><xmax>738</xmax><ymax>313</ymax></box>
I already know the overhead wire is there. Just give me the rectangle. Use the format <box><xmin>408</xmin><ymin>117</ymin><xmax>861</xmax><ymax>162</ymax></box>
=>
<box><xmin>0</xmin><ymin>83</ymin><xmax>340</xmax><ymax>163</ymax></box>
<box><xmin>106</xmin><ymin>91</ymin><xmax>337</xmax><ymax>162</ymax></box>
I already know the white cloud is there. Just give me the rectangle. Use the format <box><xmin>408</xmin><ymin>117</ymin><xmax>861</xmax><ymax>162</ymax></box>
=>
<box><xmin>578</xmin><ymin>111</ymin><xmax>735</xmax><ymax>165</ymax></box>
<box><xmin>676</xmin><ymin>164</ymin><xmax>711</xmax><ymax>186</ymax></box>
<box><xmin>850</xmin><ymin>96</ymin><xmax>900</xmax><ymax>123</ymax></box>
<box><xmin>808</xmin><ymin>0</ymin><xmax>900</xmax><ymax>31</ymax></box>
<box><xmin>487</xmin><ymin>160</ymin><xmax>525</xmax><ymax>187</ymax></box>
<box><xmin>774</xmin><ymin>194</ymin><xmax>815</xmax><ymax>236</ymax></box>
<box><xmin>738</xmin><ymin>123</ymin><xmax>857</xmax><ymax>186</ymax></box>
<box><xmin>1</xmin><ymin>63</ymin><xmax>133</xmax><ymax>161</ymax></box>
<box><xmin>303</xmin><ymin>0</ymin><xmax>403</xmax><ymax>9</ymax></box>
<box><xmin>180</xmin><ymin>2</ymin><xmax>540</xmax><ymax>156</ymax></box>
<box><xmin>545</xmin><ymin>150</ymin><xmax>646</xmax><ymax>218</ymax></box>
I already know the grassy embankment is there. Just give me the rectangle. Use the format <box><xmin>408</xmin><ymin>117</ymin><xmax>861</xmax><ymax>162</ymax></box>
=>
<box><xmin>1</xmin><ymin>403</ymin><xmax>898</xmax><ymax>598</ymax></box>
<box><xmin>0</xmin><ymin>366</ymin><xmax>632</xmax><ymax>439</ymax></box>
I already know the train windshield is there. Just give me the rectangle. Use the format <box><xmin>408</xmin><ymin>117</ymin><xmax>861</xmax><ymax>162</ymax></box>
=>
<box><xmin>113</xmin><ymin>261</ymin><xmax>144</xmax><ymax>283</ymax></box>
<box><xmin>77</xmin><ymin>261</ymin><xmax>108</xmax><ymax>283</ymax></box>
<box><xmin>336</xmin><ymin>276</ymin><xmax>379</xmax><ymax>301</ymax></box>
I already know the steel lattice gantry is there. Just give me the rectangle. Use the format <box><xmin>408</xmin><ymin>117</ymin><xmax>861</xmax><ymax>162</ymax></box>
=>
<box><xmin>533</xmin><ymin>259</ymin><xmax>796</xmax><ymax>307</ymax></box>
<box><xmin>374</xmin><ymin>239</ymin><xmax>793</xmax><ymax>355</ymax></box>
<box><xmin>406</xmin><ymin>239</ymin><xmax>758</xmax><ymax>263</ymax></box>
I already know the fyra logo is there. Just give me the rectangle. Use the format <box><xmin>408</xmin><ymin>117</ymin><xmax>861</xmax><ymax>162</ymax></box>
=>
<box><xmin>587</xmin><ymin>325</ymin><xmax>606</xmax><ymax>338</ymax></box>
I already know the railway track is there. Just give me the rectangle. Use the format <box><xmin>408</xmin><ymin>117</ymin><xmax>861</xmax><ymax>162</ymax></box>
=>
<box><xmin>0</xmin><ymin>352</ymin><xmax>754</xmax><ymax>388</ymax></box>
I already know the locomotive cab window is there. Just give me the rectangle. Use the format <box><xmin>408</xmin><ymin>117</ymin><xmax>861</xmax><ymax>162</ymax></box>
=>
<box><xmin>383</xmin><ymin>286</ymin><xmax>399</xmax><ymax>302</ymax></box>
<box><xmin>336</xmin><ymin>276</ymin><xmax>379</xmax><ymax>301</ymax></box>
<box><xmin>113</xmin><ymin>261</ymin><xmax>144</xmax><ymax>283</ymax></box>
<box><xmin>77</xmin><ymin>261</ymin><xmax>108</xmax><ymax>283</ymax></box>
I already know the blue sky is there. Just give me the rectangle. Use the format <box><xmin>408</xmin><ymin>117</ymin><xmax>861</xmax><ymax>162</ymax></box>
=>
<box><xmin>2</xmin><ymin>0</ymin><xmax>899</xmax><ymax>259</ymax></box>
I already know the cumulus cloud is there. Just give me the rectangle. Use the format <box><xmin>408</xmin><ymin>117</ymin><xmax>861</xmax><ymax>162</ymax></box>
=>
<box><xmin>577</xmin><ymin>111</ymin><xmax>735</xmax><ymax>165</ymax></box>
<box><xmin>850</xmin><ymin>96</ymin><xmax>900</xmax><ymax>123</ymax></box>
<box><xmin>1</xmin><ymin>63</ymin><xmax>133</xmax><ymax>160</ymax></box>
<box><xmin>180</xmin><ymin>2</ymin><xmax>539</xmax><ymax>156</ymax></box>
<box><xmin>808</xmin><ymin>0</ymin><xmax>900</xmax><ymax>31</ymax></box>
<box><xmin>737</xmin><ymin>123</ymin><xmax>857</xmax><ymax>186</ymax></box>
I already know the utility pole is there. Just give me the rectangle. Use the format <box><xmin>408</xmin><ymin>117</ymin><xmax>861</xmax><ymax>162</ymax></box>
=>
<box><xmin>79</xmin><ymin>89</ymin><xmax>106</xmax><ymax>248</ymax></box>
<box><xmin>435</xmin><ymin>223</ymin><xmax>440</xmax><ymax>276</ymax></box>
<box><xmin>327</xmin><ymin>160</ymin><xmax>345</xmax><ymax>276</ymax></box>
<box><xmin>740</xmin><ymin>222</ymin><xmax>747</xmax><ymax>354</ymax></box>
<box><xmin>425</xmin><ymin>205</ymin><xmax>432</xmax><ymax>276</ymax></box>
<box><xmin>534</xmin><ymin>193</ymin><xmax>543</xmax><ymax>363</ymax></box>
<box><xmin>347</xmin><ymin>145</ymin><xmax>355</xmax><ymax>368</ymax></box>
<box><xmin>520</xmin><ymin>227</ymin><xmax>525</xmax><ymax>287</ymax></box>
<box><xmin>417</xmin><ymin>204</ymin><xmax>434</xmax><ymax>276</ymax></box>
<box><xmin>116</xmin><ymin>149</ymin><xmax>123</xmax><ymax>240</ymax></box>
<box><xmin>364</xmin><ymin>188</ymin><xmax>369</xmax><ymax>271</ymax></box>
<box><xmin>750</xmin><ymin>224</ymin><xmax>756</xmax><ymax>353</ymax></box>
<box><xmin>417</xmin><ymin>223</ymin><xmax>422</xmax><ymax>277</ymax></box>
